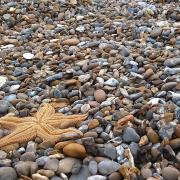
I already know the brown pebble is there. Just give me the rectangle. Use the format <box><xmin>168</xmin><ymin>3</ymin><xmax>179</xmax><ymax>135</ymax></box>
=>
<box><xmin>164</xmin><ymin>113</ymin><xmax>174</xmax><ymax>123</ymax></box>
<box><xmin>175</xmin><ymin>124</ymin><xmax>180</xmax><ymax>138</ymax></box>
<box><xmin>61</xmin><ymin>38</ymin><xmax>80</xmax><ymax>46</ymax></box>
<box><xmin>63</xmin><ymin>143</ymin><xmax>87</xmax><ymax>158</ymax></box>
<box><xmin>141</xmin><ymin>168</ymin><xmax>152</xmax><ymax>179</ymax></box>
<box><xmin>88</xmin><ymin>119</ymin><xmax>100</xmax><ymax>129</ymax></box>
<box><xmin>169</xmin><ymin>138</ymin><xmax>180</xmax><ymax>149</ymax></box>
<box><xmin>147</xmin><ymin>128</ymin><xmax>159</xmax><ymax>144</ymax></box>
<box><xmin>144</xmin><ymin>69</ymin><xmax>154</xmax><ymax>79</ymax></box>
<box><xmin>84</xmin><ymin>131</ymin><xmax>98</xmax><ymax>138</ymax></box>
<box><xmin>94</xmin><ymin>89</ymin><xmax>106</xmax><ymax>103</ymax></box>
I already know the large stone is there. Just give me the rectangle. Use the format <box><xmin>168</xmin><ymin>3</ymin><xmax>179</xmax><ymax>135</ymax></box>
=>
<box><xmin>63</xmin><ymin>143</ymin><xmax>87</xmax><ymax>158</ymax></box>
<box><xmin>0</xmin><ymin>167</ymin><xmax>17</xmax><ymax>180</ymax></box>
<box><xmin>161</xmin><ymin>167</ymin><xmax>179</xmax><ymax>180</ymax></box>
<box><xmin>164</xmin><ymin>57</ymin><xmax>180</xmax><ymax>67</ymax></box>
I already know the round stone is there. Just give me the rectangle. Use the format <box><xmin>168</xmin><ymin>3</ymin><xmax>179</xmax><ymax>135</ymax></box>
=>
<box><xmin>161</xmin><ymin>167</ymin><xmax>179</xmax><ymax>180</ymax></box>
<box><xmin>63</xmin><ymin>143</ymin><xmax>87</xmax><ymax>158</ymax></box>
<box><xmin>23</xmin><ymin>52</ymin><xmax>34</xmax><ymax>60</ymax></box>
<box><xmin>94</xmin><ymin>89</ymin><xmax>106</xmax><ymax>103</ymax></box>
<box><xmin>141</xmin><ymin>168</ymin><xmax>152</xmax><ymax>179</ymax></box>
<box><xmin>0</xmin><ymin>167</ymin><xmax>17</xmax><ymax>180</ymax></box>
<box><xmin>122</xmin><ymin>127</ymin><xmax>140</xmax><ymax>143</ymax></box>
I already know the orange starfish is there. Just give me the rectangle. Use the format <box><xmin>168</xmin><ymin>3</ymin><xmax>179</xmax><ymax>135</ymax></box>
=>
<box><xmin>0</xmin><ymin>103</ymin><xmax>87</xmax><ymax>150</ymax></box>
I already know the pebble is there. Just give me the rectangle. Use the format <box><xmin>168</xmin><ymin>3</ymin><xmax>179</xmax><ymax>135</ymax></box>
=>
<box><xmin>150</xmin><ymin>27</ymin><xmax>162</xmax><ymax>38</ymax></box>
<box><xmin>123</xmin><ymin>127</ymin><xmax>140</xmax><ymax>143</ymax></box>
<box><xmin>98</xmin><ymin>160</ymin><xmax>120</xmax><ymax>175</ymax></box>
<box><xmin>164</xmin><ymin>58</ymin><xmax>180</xmax><ymax>67</ymax></box>
<box><xmin>0</xmin><ymin>167</ymin><xmax>17</xmax><ymax>180</ymax></box>
<box><xmin>147</xmin><ymin>128</ymin><xmax>159</xmax><ymax>144</ymax></box>
<box><xmin>161</xmin><ymin>167</ymin><xmax>179</xmax><ymax>180</ymax></box>
<box><xmin>81</xmin><ymin>104</ymin><xmax>91</xmax><ymax>114</ymax></box>
<box><xmin>15</xmin><ymin>161</ymin><xmax>38</xmax><ymax>177</ymax></box>
<box><xmin>63</xmin><ymin>143</ymin><xmax>87</xmax><ymax>158</ymax></box>
<box><xmin>108</xmin><ymin>172</ymin><xmax>122</xmax><ymax>180</ymax></box>
<box><xmin>58</xmin><ymin>157</ymin><xmax>81</xmax><ymax>174</ymax></box>
<box><xmin>69</xmin><ymin>165</ymin><xmax>91</xmax><ymax>180</ymax></box>
<box><xmin>88</xmin><ymin>160</ymin><xmax>98</xmax><ymax>175</ymax></box>
<box><xmin>161</xmin><ymin>82</ymin><xmax>177</xmax><ymax>91</ymax></box>
<box><xmin>0</xmin><ymin>100</ymin><xmax>9</xmax><ymax>115</ymax></box>
<box><xmin>87</xmin><ymin>175</ymin><xmax>107</xmax><ymax>180</ymax></box>
<box><xmin>141</xmin><ymin>168</ymin><xmax>152</xmax><ymax>179</ymax></box>
<box><xmin>44</xmin><ymin>158</ymin><xmax>59</xmax><ymax>171</ymax></box>
<box><xmin>32</xmin><ymin>173</ymin><xmax>48</xmax><ymax>180</ymax></box>
<box><xmin>0</xmin><ymin>76</ymin><xmax>8</xmax><ymax>89</ymax></box>
<box><xmin>104</xmin><ymin>78</ymin><xmax>119</xmax><ymax>87</ymax></box>
<box><xmin>94</xmin><ymin>89</ymin><xmax>106</xmax><ymax>103</ymax></box>
<box><xmin>23</xmin><ymin>52</ymin><xmax>34</xmax><ymax>60</ymax></box>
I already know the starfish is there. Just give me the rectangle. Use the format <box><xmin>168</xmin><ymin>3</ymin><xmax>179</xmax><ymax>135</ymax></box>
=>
<box><xmin>0</xmin><ymin>103</ymin><xmax>87</xmax><ymax>151</ymax></box>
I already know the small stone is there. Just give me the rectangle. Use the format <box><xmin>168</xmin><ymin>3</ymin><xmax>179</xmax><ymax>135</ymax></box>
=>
<box><xmin>23</xmin><ymin>52</ymin><xmax>34</xmax><ymax>60</ymax></box>
<box><xmin>37</xmin><ymin>169</ymin><xmax>55</xmax><ymax>177</ymax></box>
<box><xmin>9</xmin><ymin>84</ymin><xmax>20</xmax><ymax>92</ymax></box>
<box><xmin>104</xmin><ymin>144</ymin><xmax>117</xmax><ymax>160</ymax></box>
<box><xmin>88</xmin><ymin>160</ymin><xmax>98</xmax><ymax>175</ymax></box>
<box><xmin>164</xmin><ymin>58</ymin><xmax>180</xmax><ymax>67</ymax></box>
<box><xmin>20</xmin><ymin>152</ymin><xmax>36</xmax><ymax>161</ymax></box>
<box><xmin>104</xmin><ymin>78</ymin><xmax>119</xmax><ymax>87</ymax></box>
<box><xmin>15</xmin><ymin>161</ymin><xmax>38</xmax><ymax>177</ymax></box>
<box><xmin>147</xmin><ymin>128</ymin><xmax>159</xmax><ymax>144</ymax></box>
<box><xmin>123</xmin><ymin>127</ymin><xmax>140</xmax><ymax>143</ymax></box>
<box><xmin>0</xmin><ymin>167</ymin><xmax>17</xmax><ymax>180</ymax></box>
<box><xmin>81</xmin><ymin>104</ymin><xmax>91</xmax><ymax>114</ymax></box>
<box><xmin>141</xmin><ymin>168</ymin><xmax>152</xmax><ymax>179</ymax></box>
<box><xmin>63</xmin><ymin>143</ymin><xmax>87</xmax><ymax>158</ymax></box>
<box><xmin>88</xmin><ymin>119</ymin><xmax>99</xmax><ymax>129</ymax></box>
<box><xmin>79</xmin><ymin>74</ymin><xmax>91</xmax><ymax>83</ymax></box>
<box><xmin>98</xmin><ymin>160</ymin><xmax>120</xmax><ymax>175</ymax></box>
<box><xmin>161</xmin><ymin>82</ymin><xmax>177</xmax><ymax>91</ymax></box>
<box><xmin>94</xmin><ymin>89</ymin><xmax>106</xmax><ymax>103</ymax></box>
<box><xmin>161</xmin><ymin>167</ymin><xmax>179</xmax><ymax>180</ymax></box>
<box><xmin>108</xmin><ymin>172</ymin><xmax>122</xmax><ymax>180</ymax></box>
<box><xmin>175</xmin><ymin>124</ymin><xmax>180</xmax><ymax>138</ymax></box>
<box><xmin>58</xmin><ymin>157</ymin><xmax>81</xmax><ymax>174</ymax></box>
<box><xmin>0</xmin><ymin>150</ymin><xmax>7</xmax><ymax>159</ymax></box>
<box><xmin>61</xmin><ymin>38</ymin><xmax>80</xmax><ymax>46</ymax></box>
<box><xmin>164</xmin><ymin>113</ymin><xmax>174</xmax><ymax>123</ymax></box>
<box><xmin>32</xmin><ymin>173</ymin><xmax>48</xmax><ymax>180</ymax></box>
<box><xmin>0</xmin><ymin>76</ymin><xmax>8</xmax><ymax>89</ymax></box>
<box><xmin>0</xmin><ymin>100</ymin><xmax>9</xmax><ymax>115</ymax></box>
<box><xmin>44</xmin><ymin>158</ymin><xmax>59</xmax><ymax>171</ymax></box>
<box><xmin>87</xmin><ymin>175</ymin><xmax>107</xmax><ymax>180</ymax></box>
<box><xmin>150</xmin><ymin>27</ymin><xmax>162</xmax><ymax>38</ymax></box>
<box><xmin>144</xmin><ymin>69</ymin><xmax>154</xmax><ymax>79</ymax></box>
<box><xmin>169</xmin><ymin>138</ymin><xmax>180</xmax><ymax>149</ymax></box>
<box><xmin>69</xmin><ymin>165</ymin><xmax>91</xmax><ymax>180</ymax></box>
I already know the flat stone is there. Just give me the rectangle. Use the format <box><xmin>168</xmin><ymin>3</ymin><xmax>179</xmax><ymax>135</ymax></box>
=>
<box><xmin>0</xmin><ymin>100</ymin><xmax>9</xmax><ymax>115</ymax></box>
<box><xmin>123</xmin><ymin>127</ymin><xmax>140</xmax><ymax>143</ymax></box>
<box><xmin>44</xmin><ymin>158</ymin><xmax>59</xmax><ymax>171</ymax></box>
<box><xmin>164</xmin><ymin>58</ymin><xmax>180</xmax><ymax>67</ymax></box>
<box><xmin>87</xmin><ymin>175</ymin><xmax>107</xmax><ymax>180</ymax></box>
<box><xmin>161</xmin><ymin>82</ymin><xmax>177</xmax><ymax>91</ymax></box>
<box><xmin>23</xmin><ymin>52</ymin><xmax>34</xmax><ymax>60</ymax></box>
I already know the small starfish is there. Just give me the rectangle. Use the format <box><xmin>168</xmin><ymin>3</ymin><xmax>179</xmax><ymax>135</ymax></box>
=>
<box><xmin>0</xmin><ymin>103</ymin><xmax>87</xmax><ymax>150</ymax></box>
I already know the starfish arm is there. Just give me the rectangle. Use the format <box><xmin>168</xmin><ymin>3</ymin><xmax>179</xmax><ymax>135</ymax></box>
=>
<box><xmin>0</xmin><ymin>125</ymin><xmax>37</xmax><ymax>148</ymax></box>
<box><xmin>48</xmin><ymin>113</ymin><xmax>88</xmax><ymax>128</ymax></box>
<box><xmin>37</xmin><ymin>124</ymin><xmax>83</xmax><ymax>143</ymax></box>
<box><xmin>35</xmin><ymin>103</ymin><xmax>55</xmax><ymax>123</ymax></box>
<box><xmin>0</xmin><ymin>116</ymin><xmax>24</xmax><ymax>129</ymax></box>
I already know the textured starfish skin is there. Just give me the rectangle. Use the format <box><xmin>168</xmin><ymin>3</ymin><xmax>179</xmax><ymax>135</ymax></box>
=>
<box><xmin>0</xmin><ymin>104</ymin><xmax>87</xmax><ymax>150</ymax></box>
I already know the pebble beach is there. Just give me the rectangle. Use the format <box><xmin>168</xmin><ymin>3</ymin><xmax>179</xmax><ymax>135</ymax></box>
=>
<box><xmin>0</xmin><ymin>0</ymin><xmax>180</xmax><ymax>179</ymax></box>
